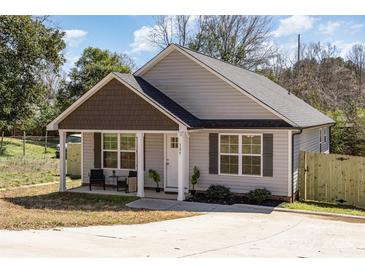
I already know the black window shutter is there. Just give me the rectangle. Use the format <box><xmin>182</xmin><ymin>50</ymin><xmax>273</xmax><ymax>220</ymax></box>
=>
<box><xmin>263</xmin><ymin>134</ymin><xmax>273</xmax><ymax>177</ymax></box>
<box><xmin>209</xmin><ymin>133</ymin><xmax>219</xmax><ymax>174</ymax></box>
<box><xmin>94</xmin><ymin>132</ymin><xmax>101</xmax><ymax>168</ymax></box>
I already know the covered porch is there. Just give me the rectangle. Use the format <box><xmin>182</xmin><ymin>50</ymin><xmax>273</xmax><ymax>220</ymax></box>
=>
<box><xmin>58</xmin><ymin>130</ymin><xmax>190</xmax><ymax>201</ymax></box>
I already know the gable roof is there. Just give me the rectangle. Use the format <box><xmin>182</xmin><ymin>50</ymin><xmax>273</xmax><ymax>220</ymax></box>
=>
<box><xmin>113</xmin><ymin>73</ymin><xmax>201</xmax><ymax>128</ymax></box>
<box><xmin>136</xmin><ymin>44</ymin><xmax>334</xmax><ymax>128</ymax></box>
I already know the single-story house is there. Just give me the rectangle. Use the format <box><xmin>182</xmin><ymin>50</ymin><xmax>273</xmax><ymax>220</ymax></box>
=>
<box><xmin>47</xmin><ymin>44</ymin><xmax>334</xmax><ymax>201</ymax></box>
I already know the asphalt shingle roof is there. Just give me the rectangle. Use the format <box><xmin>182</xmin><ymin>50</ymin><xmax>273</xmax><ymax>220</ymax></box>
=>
<box><xmin>174</xmin><ymin>44</ymin><xmax>334</xmax><ymax>128</ymax></box>
<box><xmin>114</xmin><ymin>73</ymin><xmax>294</xmax><ymax>129</ymax></box>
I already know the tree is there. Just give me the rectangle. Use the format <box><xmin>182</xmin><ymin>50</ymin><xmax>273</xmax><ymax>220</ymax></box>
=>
<box><xmin>58</xmin><ymin>47</ymin><xmax>134</xmax><ymax>111</ymax></box>
<box><xmin>149</xmin><ymin>16</ymin><xmax>192</xmax><ymax>47</ymax></box>
<box><xmin>149</xmin><ymin>15</ymin><xmax>274</xmax><ymax>70</ymax></box>
<box><xmin>0</xmin><ymin>16</ymin><xmax>65</xmax><ymax>151</ymax></box>
<box><xmin>347</xmin><ymin>44</ymin><xmax>365</xmax><ymax>90</ymax></box>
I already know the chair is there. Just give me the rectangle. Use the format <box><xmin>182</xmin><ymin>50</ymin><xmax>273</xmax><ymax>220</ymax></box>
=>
<box><xmin>127</xmin><ymin>170</ymin><xmax>137</xmax><ymax>193</ymax></box>
<box><xmin>89</xmin><ymin>169</ymin><xmax>106</xmax><ymax>191</ymax></box>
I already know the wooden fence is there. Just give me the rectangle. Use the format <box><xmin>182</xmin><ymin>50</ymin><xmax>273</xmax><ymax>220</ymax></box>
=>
<box><xmin>299</xmin><ymin>151</ymin><xmax>365</xmax><ymax>208</ymax></box>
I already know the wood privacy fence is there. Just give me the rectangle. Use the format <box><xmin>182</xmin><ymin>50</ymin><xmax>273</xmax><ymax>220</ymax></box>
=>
<box><xmin>299</xmin><ymin>151</ymin><xmax>365</xmax><ymax>208</ymax></box>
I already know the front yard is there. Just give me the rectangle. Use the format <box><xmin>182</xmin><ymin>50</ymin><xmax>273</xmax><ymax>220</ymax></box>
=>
<box><xmin>0</xmin><ymin>182</ymin><xmax>197</xmax><ymax>230</ymax></box>
<box><xmin>0</xmin><ymin>137</ymin><xmax>59</xmax><ymax>189</ymax></box>
<box><xmin>281</xmin><ymin>200</ymin><xmax>365</xmax><ymax>217</ymax></box>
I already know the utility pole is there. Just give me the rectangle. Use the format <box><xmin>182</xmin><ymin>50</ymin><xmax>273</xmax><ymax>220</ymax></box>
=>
<box><xmin>297</xmin><ymin>34</ymin><xmax>301</xmax><ymax>77</ymax></box>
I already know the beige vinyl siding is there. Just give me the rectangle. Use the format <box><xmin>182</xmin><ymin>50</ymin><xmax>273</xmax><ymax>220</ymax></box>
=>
<box><xmin>142</xmin><ymin>50</ymin><xmax>280</xmax><ymax>120</ymax></box>
<box><xmin>82</xmin><ymin>132</ymin><xmax>164</xmax><ymax>187</ymax></box>
<box><xmin>144</xmin><ymin>133</ymin><xmax>164</xmax><ymax>188</ymax></box>
<box><xmin>189</xmin><ymin>129</ymin><xmax>290</xmax><ymax>196</ymax></box>
<box><xmin>292</xmin><ymin>126</ymin><xmax>330</xmax><ymax>192</ymax></box>
<box><xmin>82</xmin><ymin>132</ymin><xmax>94</xmax><ymax>184</ymax></box>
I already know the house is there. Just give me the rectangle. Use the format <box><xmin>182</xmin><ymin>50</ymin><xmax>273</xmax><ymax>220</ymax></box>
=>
<box><xmin>47</xmin><ymin>44</ymin><xmax>334</xmax><ymax>201</ymax></box>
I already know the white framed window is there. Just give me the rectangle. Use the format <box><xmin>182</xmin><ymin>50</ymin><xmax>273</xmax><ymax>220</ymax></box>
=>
<box><xmin>323</xmin><ymin>127</ymin><xmax>328</xmax><ymax>143</ymax></box>
<box><xmin>102</xmin><ymin>133</ymin><xmax>136</xmax><ymax>170</ymax></box>
<box><xmin>219</xmin><ymin>133</ymin><xmax>263</xmax><ymax>176</ymax></box>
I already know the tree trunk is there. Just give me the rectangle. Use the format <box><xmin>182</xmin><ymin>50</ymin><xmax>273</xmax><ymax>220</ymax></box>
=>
<box><xmin>23</xmin><ymin>131</ymin><xmax>26</xmax><ymax>157</ymax></box>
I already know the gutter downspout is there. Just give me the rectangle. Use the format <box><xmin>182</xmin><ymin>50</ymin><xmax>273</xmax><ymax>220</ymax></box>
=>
<box><xmin>291</xmin><ymin>128</ymin><xmax>303</xmax><ymax>202</ymax></box>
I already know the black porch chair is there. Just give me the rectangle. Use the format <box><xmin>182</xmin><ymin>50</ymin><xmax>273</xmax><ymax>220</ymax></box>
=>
<box><xmin>89</xmin><ymin>169</ymin><xmax>106</xmax><ymax>191</ymax></box>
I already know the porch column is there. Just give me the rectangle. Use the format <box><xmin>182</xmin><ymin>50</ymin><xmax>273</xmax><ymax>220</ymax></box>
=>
<box><xmin>59</xmin><ymin>130</ymin><xmax>66</xmax><ymax>192</ymax></box>
<box><xmin>178</xmin><ymin>130</ymin><xmax>188</xmax><ymax>201</ymax></box>
<box><xmin>137</xmin><ymin>132</ymin><xmax>145</xmax><ymax>197</ymax></box>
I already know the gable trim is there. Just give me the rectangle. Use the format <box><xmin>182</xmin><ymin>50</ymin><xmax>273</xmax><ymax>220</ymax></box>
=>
<box><xmin>47</xmin><ymin>73</ymin><xmax>188</xmax><ymax>130</ymax></box>
<box><xmin>135</xmin><ymin>44</ymin><xmax>298</xmax><ymax>127</ymax></box>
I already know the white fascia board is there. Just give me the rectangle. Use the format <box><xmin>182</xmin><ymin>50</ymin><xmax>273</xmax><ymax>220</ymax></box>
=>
<box><xmin>46</xmin><ymin>72</ymin><xmax>188</xmax><ymax>130</ymax></box>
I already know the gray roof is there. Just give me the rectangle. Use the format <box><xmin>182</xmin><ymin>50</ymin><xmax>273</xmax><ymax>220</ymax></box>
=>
<box><xmin>114</xmin><ymin>73</ymin><xmax>293</xmax><ymax>129</ymax></box>
<box><xmin>174</xmin><ymin>44</ymin><xmax>334</xmax><ymax>128</ymax></box>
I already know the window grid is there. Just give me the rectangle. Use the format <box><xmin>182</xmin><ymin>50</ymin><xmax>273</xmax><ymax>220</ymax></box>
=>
<box><xmin>102</xmin><ymin>133</ymin><xmax>137</xmax><ymax>170</ymax></box>
<box><xmin>219</xmin><ymin>133</ymin><xmax>262</xmax><ymax>177</ymax></box>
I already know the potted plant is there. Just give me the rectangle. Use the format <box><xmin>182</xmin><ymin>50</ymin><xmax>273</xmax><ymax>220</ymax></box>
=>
<box><xmin>190</xmin><ymin>166</ymin><xmax>200</xmax><ymax>195</ymax></box>
<box><xmin>148</xmin><ymin>169</ymin><xmax>161</xmax><ymax>192</ymax></box>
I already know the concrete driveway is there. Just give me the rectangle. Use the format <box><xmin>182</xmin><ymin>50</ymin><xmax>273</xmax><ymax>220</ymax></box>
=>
<box><xmin>1</xmin><ymin>206</ymin><xmax>365</xmax><ymax>257</ymax></box>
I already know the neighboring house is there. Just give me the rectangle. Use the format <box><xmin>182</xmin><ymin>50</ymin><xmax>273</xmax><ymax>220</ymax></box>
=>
<box><xmin>47</xmin><ymin>44</ymin><xmax>334</xmax><ymax>201</ymax></box>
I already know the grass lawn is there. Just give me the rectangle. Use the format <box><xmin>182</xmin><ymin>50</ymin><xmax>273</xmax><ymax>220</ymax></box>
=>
<box><xmin>0</xmin><ymin>137</ymin><xmax>59</xmax><ymax>189</ymax></box>
<box><xmin>0</xmin><ymin>182</ymin><xmax>197</xmax><ymax>230</ymax></box>
<box><xmin>281</xmin><ymin>201</ymin><xmax>365</xmax><ymax>217</ymax></box>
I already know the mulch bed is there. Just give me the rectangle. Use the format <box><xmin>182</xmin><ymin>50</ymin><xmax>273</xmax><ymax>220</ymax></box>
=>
<box><xmin>185</xmin><ymin>192</ymin><xmax>282</xmax><ymax>207</ymax></box>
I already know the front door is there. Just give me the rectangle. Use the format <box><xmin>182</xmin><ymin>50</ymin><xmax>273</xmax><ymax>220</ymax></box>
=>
<box><xmin>165</xmin><ymin>134</ymin><xmax>179</xmax><ymax>192</ymax></box>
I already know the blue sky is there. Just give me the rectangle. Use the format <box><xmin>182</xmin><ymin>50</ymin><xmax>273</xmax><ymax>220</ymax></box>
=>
<box><xmin>49</xmin><ymin>15</ymin><xmax>365</xmax><ymax>73</ymax></box>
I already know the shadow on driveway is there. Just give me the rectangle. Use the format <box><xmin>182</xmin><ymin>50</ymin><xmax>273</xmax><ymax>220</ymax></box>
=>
<box><xmin>127</xmin><ymin>198</ymin><xmax>276</xmax><ymax>214</ymax></box>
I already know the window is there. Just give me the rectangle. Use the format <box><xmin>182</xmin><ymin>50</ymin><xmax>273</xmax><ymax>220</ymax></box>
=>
<box><xmin>219</xmin><ymin>134</ymin><xmax>262</xmax><ymax>176</ymax></box>
<box><xmin>102</xmin><ymin>133</ymin><xmax>136</xmax><ymax>169</ymax></box>
<box><xmin>103</xmin><ymin>133</ymin><xmax>118</xmax><ymax>168</ymax></box>
<box><xmin>170</xmin><ymin>137</ymin><xmax>178</xmax><ymax>148</ymax></box>
<box><xmin>242</xmin><ymin>135</ymin><xmax>262</xmax><ymax>175</ymax></box>
<box><xmin>323</xmin><ymin>128</ymin><xmax>328</xmax><ymax>143</ymax></box>
<box><xmin>120</xmin><ymin>134</ymin><xmax>136</xmax><ymax>169</ymax></box>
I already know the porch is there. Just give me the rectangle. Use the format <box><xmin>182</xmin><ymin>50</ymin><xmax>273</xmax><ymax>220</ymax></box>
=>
<box><xmin>58</xmin><ymin>130</ymin><xmax>190</xmax><ymax>201</ymax></box>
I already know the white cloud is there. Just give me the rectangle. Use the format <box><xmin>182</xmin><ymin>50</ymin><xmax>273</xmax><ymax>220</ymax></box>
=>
<box><xmin>319</xmin><ymin>21</ymin><xmax>342</xmax><ymax>35</ymax></box>
<box><xmin>349</xmin><ymin>23</ymin><xmax>364</xmax><ymax>34</ymax></box>
<box><xmin>129</xmin><ymin>25</ymin><xmax>157</xmax><ymax>54</ymax></box>
<box><xmin>273</xmin><ymin>15</ymin><xmax>314</xmax><ymax>37</ymax></box>
<box><xmin>63</xmin><ymin>29</ymin><xmax>88</xmax><ymax>47</ymax></box>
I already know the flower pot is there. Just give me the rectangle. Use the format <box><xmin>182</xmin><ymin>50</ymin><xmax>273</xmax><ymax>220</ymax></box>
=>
<box><xmin>156</xmin><ymin>187</ymin><xmax>161</xmax><ymax>192</ymax></box>
<box><xmin>190</xmin><ymin>189</ymin><xmax>196</xmax><ymax>195</ymax></box>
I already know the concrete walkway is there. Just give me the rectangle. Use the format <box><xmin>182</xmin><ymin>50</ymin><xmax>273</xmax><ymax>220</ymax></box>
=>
<box><xmin>1</xmin><ymin>204</ymin><xmax>365</xmax><ymax>257</ymax></box>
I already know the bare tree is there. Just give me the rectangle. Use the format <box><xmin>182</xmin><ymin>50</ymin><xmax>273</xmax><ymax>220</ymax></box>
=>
<box><xmin>149</xmin><ymin>16</ymin><xmax>192</xmax><ymax>48</ymax></box>
<box><xmin>347</xmin><ymin>44</ymin><xmax>365</xmax><ymax>89</ymax></box>
<box><xmin>149</xmin><ymin>15</ymin><xmax>274</xmax><ymax>70</ymax></box>
<box><xmin>189</xmin><ymin>16</ymin><xmax>274</xmax><ymax>69</ymax></box>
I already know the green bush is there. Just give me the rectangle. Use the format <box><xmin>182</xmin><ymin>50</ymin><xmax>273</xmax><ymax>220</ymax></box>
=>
<box><xmin>206</xmin><ymin>185</ymin><xmax>232</xmax><ymax>200</ymax></box>
<box><xmin>247</xmin><ymin>188</ymin><xmax>271</xmax><ymax>204</ymax></box>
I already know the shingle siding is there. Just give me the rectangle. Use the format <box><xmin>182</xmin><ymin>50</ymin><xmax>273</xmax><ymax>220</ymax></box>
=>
<box><xmin>189</xmin><ymin>129</ymin><xmax>290</xmax><ymax>196</ymax></box>
<box><xmin>142</xmin><ymin>50</ymin><xmax>281</xmax><ymax>120</ymax></box>
<box><xmin>59</xmin><ymin>79</ymin><xmax>179</xmax><ymax>131</ymax></box>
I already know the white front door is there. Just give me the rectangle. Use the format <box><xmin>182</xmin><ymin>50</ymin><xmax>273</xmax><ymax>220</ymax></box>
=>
<box><xmin>165</xmin><ymin>134</ymin><xmax>179</xmax><ymax>192</ymax></box>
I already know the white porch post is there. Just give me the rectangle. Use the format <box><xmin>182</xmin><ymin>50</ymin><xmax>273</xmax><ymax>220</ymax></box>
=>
<box><xmin>137</xmin><ymin>132</ymin><xmax>145</xmax><ymax>197</ymax></box>
<box><xmin>59</xmin><ymin>130</ymin><xmax>67</xmax><ymax>192</ymax></box>
<box><xmin>178</xmin><ymin>130</ymin><xmax>188</xmax><ymax>201</ymax></box>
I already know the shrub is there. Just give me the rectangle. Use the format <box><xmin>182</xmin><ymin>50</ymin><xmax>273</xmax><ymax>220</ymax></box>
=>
<box><xmin>148</xmin><ymin>169</ymin><xmax>160</xmax><ymax>188</ymax></box>
<box><xmin>191</xmin><ymin>166</ymin><xmax>200</xmax><ymax>191</ymax></box>
<box><xmin>206</xmin><ymin>185</ymin><xmax>232</xmax><ymax>200</ymax></box>
<box><xmin>247</xmin><ymin>188</ymin><xmax>271</xmax><ymax>204</ymax></box>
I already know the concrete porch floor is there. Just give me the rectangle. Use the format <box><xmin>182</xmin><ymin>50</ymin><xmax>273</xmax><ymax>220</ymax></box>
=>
<box><xmin>68</xmin><ymin>185</ymin><xmax>178</xmax><ymax>200</ymax></box>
